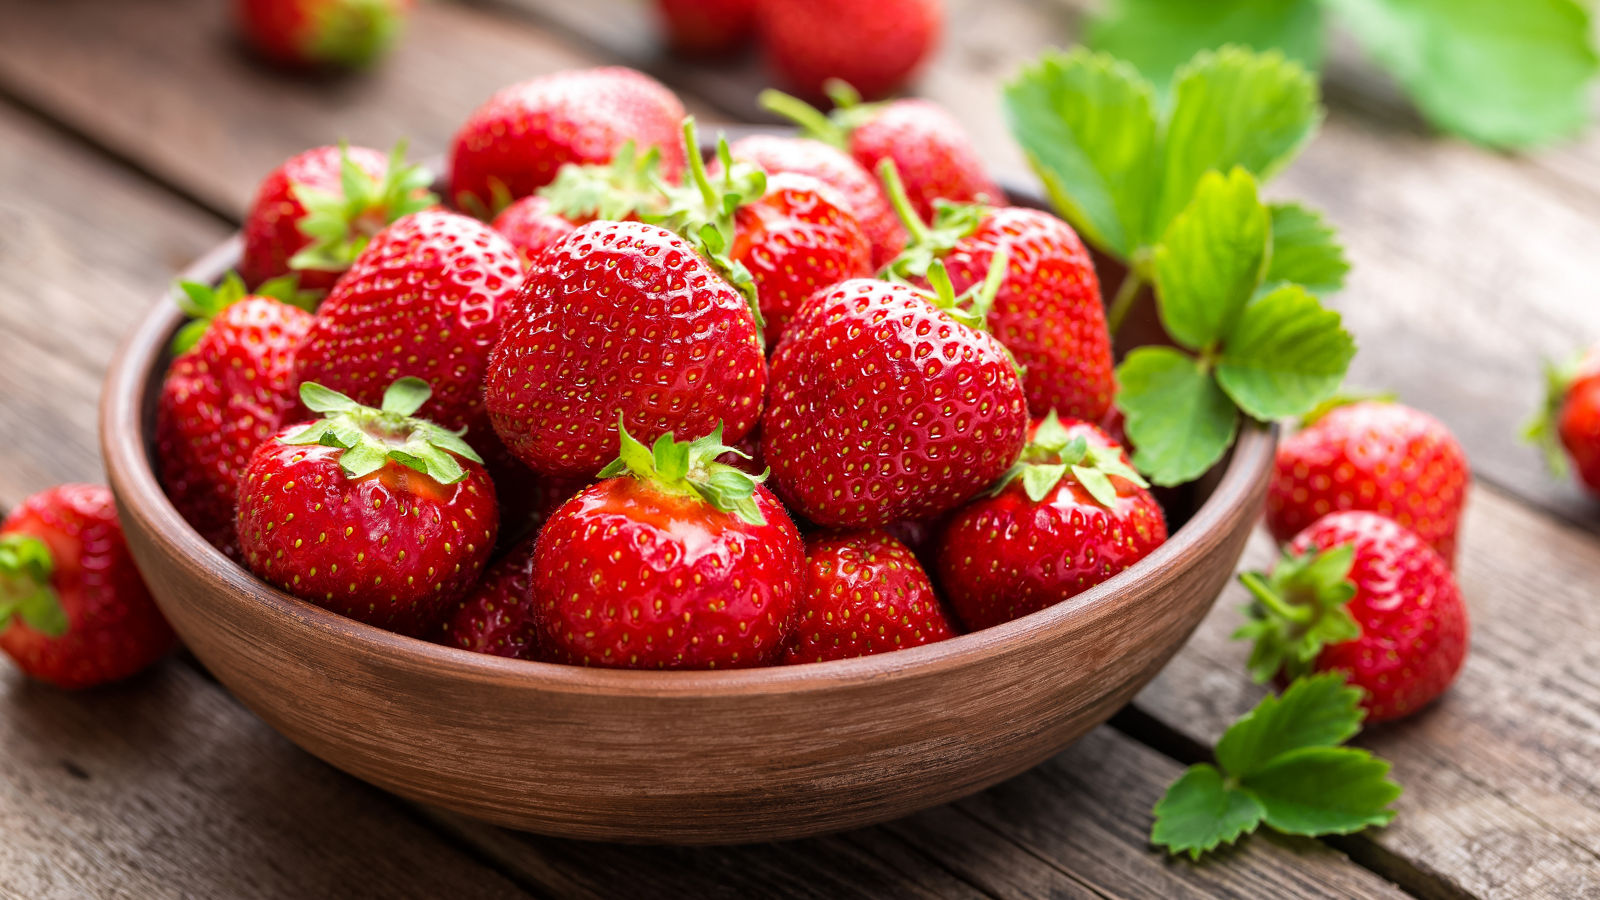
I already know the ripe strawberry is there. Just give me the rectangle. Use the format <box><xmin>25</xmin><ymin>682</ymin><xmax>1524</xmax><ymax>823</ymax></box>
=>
<box><xmin>757</xmin><ymin>0</ymin><xmax>940</xmax><ymax>101</ymax></box>
<box><xmin>449</xmin><ymin>68</ymin><xmax>687</xmax><ymax>217</ymax></box>
<box><xmin>1238</xmin><ymin>510</ymin><xmax>1469</xmax><ymax>723</ymax></box>
<box><xmin>656</xmin><ymin>0</ymin><xmax>755</xmax><ymax>56</ymax></box>
<box><xmin>438</xmin><ymin>537</ymin><xmax>543</xmax><ymax>660</ymax></box>
<box><xmin>235</xmin><ymin>0</ymin><xmax>411</xmax><ymax>69</ymax></box>
<box><xmin>490</xmin><ymin>142</ymin><xmax>668</xmax><ymax>267</ymax></box>
<box><xmin>1527</xmin><ymin>344</ymin><xmax>1600</xmax><ymax>497</ymax></box>
<box><xmin>240</xmin><ymin>143</ymin><xmax>436</xmax><ymax>293</ymax></box>
<box><xmin>531</xmin><ymin>425</ymin><xmax>804</xmax><ymax>669</ymax></box>
<box><xmin>238</xmin><ymin>379</ymin><xmax>498</xmax><ymax>636</ymax></box>
<box><xmin>721</xmin><ymin>134</ymin><xmax>906</xmax><ymax>269</ymax></box>
<box><xmin>783</xmin><ymin>530</ymin><xmax>956</xmax><ymax>664</ymax></box>
<box><xmin>762</xmin><ymin>262</ymin><xmax>1028</xmax><ymax>528</ymax></box>
<box><xmin>763</xmin><ymin>84</ymin><xmax>1000</xmax><ymax>224</ymax></box>
<box><xmin>294</xmin><ymin>208</ymin><xmax>525</xmax><ymax>440</ymax></box>
<box><xmin>880</xmin><ymin>162</ymin><xmax>1114</xmax><ymax>423</ymax></box>
<box><xmin>935</xmin><ymin>415</ymin><xmax>1166</xmax><ymax>631</ymax></box>
<box><xmin>0</xmin><ymin>484</ymin><xmax>175</xmax><ymax>689</ymax></box>
<box><xmin>485</xmin><ymin>219</ymin><xmax>766</xmax><ymax>477</ymax></box>
<box><xmin>157</xmin><ymin>273</ymin><xmax>315</xmax><ymax>558</ymax></box>
<box><xmin>1266</xmin><ymin>400</ymin><xmax>1470</xmax><ymax>563</ymax></box>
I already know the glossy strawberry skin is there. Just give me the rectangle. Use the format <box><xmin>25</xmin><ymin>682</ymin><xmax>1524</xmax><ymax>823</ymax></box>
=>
<box><xmin>448</xmin><ymin>68</ymin><xmax>687</xmax><ymax>214</ymax></box>
<box><xmin>1267</xmin><ymin>402</ymin><xmax>1470</xmax><ymax>563</ymax></box>
<box><xmin>158</xmin><ymin>297</ymin><xmax>314</xmax><ymax>558</ymax></box>
<box><xmin>240</xmin><ymin>144</ymin><xmax>389</xmax><ymax>291</ymax></box>
<box><xmin>1557</xmin><ymin>347</ymin><xmax>1600</xmax><ymax>495</ymax></box>
<box><xmin>490</xmin><ymin>196</ymin><xmax>581</xmax><ymax>268</ymax></box>
<box><xmin>0</xmin><ymin>485</ymin><xmax>175</xmax><ymax>689</ymax></box>
<box><xmin>438</xmin><ymin>536</ymin><xmax>543</xmax><ymax>659</ymax></box>
<box><xmin>656</xmin><ymin>0</ymin><xmax>755</xmax><ymax>56</ymax></box>
<box><xmin>762</xmin><ymin>278</ymin><xmax>1029</xmax><ymax>528</ymax></box>
<box><xmin>723</xmin><ymin>135</ymin><xmax>906</xmax><ymax>269</ymax></box>
<box><xmin>237</xmin><ymin>430</ymin><xmax>498</xmax><ymax>637</ymax></box>
<box><xmin>783</xmin><ymin>530</ymin><xmax>956</xmax><ymax>664</ymax></box>
<box><xmin>732</xmin><ymin>172</ymin><xmax>872</xmax><ymax>346</ymax></box>
<box><xmin>849</xmin><ymin>100</ymin><xmax>1000</xmax><ymax>224</ymax></box>
<box><xmin>918</xmin><ymin>207</ymin><xmax>1114</xmax><ymax>422</ymax></box>
<box><xmin>531</xmin><ymin>478</ymin><xmax>804</xmax><ymax>669</ymax></box>
<box><xmin>936</xmin><ymin>419</ymin><xmax>1167</xmax><ymax>632</ymax></box>
<box><xmin>294</xmin><ymin>210</ymin><xmax>525</xmax><ymax>437</ymax></box>
<box><xmin>485</xmin><ymin>220</ymin><xmax>766</xmax><ymax>478</ymax></box>
<box><xmin>1288</xmin><ymin>511</ymin><xmax>1469</xmax><ymax>723</ymax></box>
<box><xmin>758</xmin><ymin>0</ymin><xmax>940</xmax><ymax>101</ymax></box>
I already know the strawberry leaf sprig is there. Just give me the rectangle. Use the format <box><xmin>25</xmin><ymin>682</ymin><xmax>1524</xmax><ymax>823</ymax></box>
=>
<box><xmin>289</xmin><ymin>141</ymin><xmax>437</xmax><ymax>274</ymax></box>
<box><xmin>1235</xmin><ymin>543</ymin><xmax>1361</xmax><ymax>683</ymax></box>
<box><xmin>172</xmin><ymin>271</ymin><xmax>316</xmax><ymax>354</ymax></box>
<box><xmin>539</xmin><ymin>140</ymin><xmax>668</xmax><ymax>224</ymax></box>
<box><xmin>600</xmin><ymin>419</ymin><xmax>769</xmax><ymax>525</ymax></box>
<box><xmin>284</xmin><ymin>377</ymin><xmax>483</xmax><ymax>485</ymax></box>
<box><xmin>992</xmin><ymin>411</ymin><xmax>1149</xmax><ymax>507</ymax></box>
<box><xmin>0</xmin><ymin>534</ymin><xmax>68</xmax><ymax>637</ymax></box>
<box><xmin>1151</xmin><ymin>673</ymin><xmax>1401</xmax><ymax>859</ymax></box>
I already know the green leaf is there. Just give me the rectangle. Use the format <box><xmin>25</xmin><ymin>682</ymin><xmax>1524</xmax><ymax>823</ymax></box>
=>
<box><xmin>1216</xmin><ymin>285</ymin><xmax>1355</xmax><ymax>420</ymax></box>
<box><xmin>1003</xmin><ymin>49</ymin><xmax>1161</xmax><ymax>260</ymax></box>
<box><xmin>1150</xmin><ymin>764</ymin><xmax>1266</xmax><ymax>860</ymax></box>
<box><xmin>299</xmin><ymin>382</ymin><xmax>363</xmax><ymax>415</ymax></box>
<box><xmin>1241</xmin><ymin>746</ymin><xmax>1401</xmax><ymax>835</ymax></box>
<box><xmin>1325</xmin><ymin>0</ymin><xmax>1599</xmax><ymax>148</ymax></box>
<box><xmin>1214</xmin><ymin>673</ymin><xmax>1366</xmax><ymax>776</ymax></box>
<box><xmin>1262</xmin><ymin>202</ymin><xmax>1348</xmax><ymax>297</ymax></box>
<box><xmin>1153</xmin><ymin>168</ymin><xmax>1272</xmax><ymax>351</ymax></box>
<box><xmin>1524</xmin><ymin>353</ymin><xmax>1584</xmax><ymax>476</ymax></box>
<box><xmin>1116</xmin><ymin>347</ymin><xmax>1239</xmax><ymax>486</ymax></box>
<box><xmin>381</xmin><ymin>376</ymin><xmax>432</xmax><ymax>417</ymax></box>
<box><xmin>1021</xmin><ymin>464</ymin><xmax>1070</xmax><ymax>503</ymax></box>
<box><xmin>1155</xmin><ymin>46</ymin><xmax>1321</xmax><ymax>238</ymax></box>
<box><xmin>1089</xmin><ymin>0</ymin><xmax>1326</xmax><ymax>96</ymax></box>
<box><xmin>1234</xmin><ymin>542</ymin><xmax>1362</xmax><ymax>682</ymax></box>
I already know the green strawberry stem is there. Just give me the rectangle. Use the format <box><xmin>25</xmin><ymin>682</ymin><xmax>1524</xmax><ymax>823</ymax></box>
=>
<box><xmin>680</xmin><ymin>118</ymin><xmax>724</xmax><ymax>213</ymax></box>
<box><xmin>598</xmin><ymin>418</ymin><xmax>768</xmax><ymax>525</ymax></box>
<box><xmin>1232</xmin><ymin>543</ymin><xmax>1361</xmax><ymax>684</ymax></box>
<box><xmin>922</xmin><ymin>243</ymin><xmax>1008</xmax><ymax>331</ymax></box>
<box><xmin>877</xmin><ymin>159</ymin><xmax>989</xmax><ymax>282</ymax></box>
<box><xmin>878</xmin><ymin>158</ymin><xmax>934</xmax><ymax>247</ymax></box>
<box><xmin>0</xmin><ymin>534</ymin><xmax>67</xmax><ymax>637</ymax></box>
<box><xmin>1104</xmin><ymin>262</ymin><xmax>1149</xmax><ymax>337</ymax></box>
<box><xmin>758</xmin><ymin>89</ymin><xmax>850</xmax><ymax>148</ymax></box>
<box><xmin>282</xmin><ymin>377</ymin><xmax>483</xmax><ymax>484</ymax></box>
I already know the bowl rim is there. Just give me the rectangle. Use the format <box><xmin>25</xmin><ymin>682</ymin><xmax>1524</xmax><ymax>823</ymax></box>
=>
<box><xmin>102</xmin><ymin>234</ymin><xmax>1275</xmax><ymax>702</ymax></box>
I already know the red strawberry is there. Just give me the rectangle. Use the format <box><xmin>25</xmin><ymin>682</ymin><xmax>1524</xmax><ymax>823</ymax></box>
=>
<box><xmin>757</xmin><ymin>0</ymin><xmax>940</xmax><ymax>101</ymax></box>
<box><xmin>294</xmin><ymin>209</ymin><xmax>525</xmax><ymax>441</ymax></box>
<box><xmin>438</xmin><ymin>537</ymin><xmax>543</xmax><ymax>660</ymax></box>
<box><xmin>0</xmin><ymin>484</ymin><xmax>175</xmax><ymax>689</ymax></box>
<box><xmin>656</xmin><ymin>0</ymin><xmax>755</xmax><ymax>56</ymax></box>
<box><xmin>240</xmin><ymin>143</ymin><xmax>436</xmax><ymax>293</ymax></box>
<box><xmin>490</xmin><ymin>142</ymin><xmax>669</xmax><ymax>268</ymax></box>
<box><xmin>935</xmin><ymin>415</ymin><xmax>1167</xmax><ymax>631</ymax></box>
<box><xmin>1266</xmin><ymin>400</ymin><xmax>1470</xmax><ymax>563</ymax></box>
<box><xmin>157</xmin><ymin>273</ymin><xmax>315</xmax><ymax>557</ymax></box>
<box><xmin>1238</xmin><ymin>510</ymin><xmax>1469</xmax><ymax>723</ymax></box>
<box><xmin>763</xmin><ymin>85</ymin><xmax>1000</xmax><ymax>224</ymax></box>
<box><xmin>721</xmin><ymin>134</ymin><xmax>906</xmax><ymax>269</ymax></box>
<box><xmin>530</xmin><ymin>425</ymin><xmax>804</xmax><ymax>669</ymax></box>
<box><xmin>235</xmin><ymin>0</ymin><xmax>412</xmax><ymax>69</ymax></box>
<box><xmin>1527</xmin><ymin>344</ymin><xmax>1600</xmax><ymax>497</ymax></box>
<box><xmin>238</xmin><ymin>379</ymin><xmax>498</xmax><ymax>636</ymax></box>
<box><xmin>783</xmin><ymin>530</ymin><xmax>956</xmax><ymax>664</ymax></box>
<box><xmin>762</xmin><ymin>262</ymin><xmax>1029</xmax><ymax>528</ymax></box>
<box><xmin>448</xmin><ymin>68</ymin><xmax>687</xmax><ymax>217</ymax></box>
<box><xmin>485</xmin><ymin>219</ymin><xmax>766</xmax><ymax>478</ymax></box>
<box><xmin>881</xmin><ymin>163</ymin><xmax>1114</xmax><ymax>423</ymax></box>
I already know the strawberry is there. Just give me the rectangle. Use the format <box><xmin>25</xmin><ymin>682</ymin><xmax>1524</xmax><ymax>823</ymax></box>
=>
<box><xmin>490</xmin><ymin>142</ymin><xmax>668</xmax><ymax>268</ymax></box>
<box><xmin>238</xmin><ymin>379</ymin><xmax>498</xmax><ymax>636</ymax></box>
<box><xmin>763</xmin><ymin>84</ymin><xmax>1000</xmax><ymax>224</ymax></box>
<box><xmin>530</xmin><ymin>424</ymin><xmax>804</xmax><ymax>669</ymax></box>
<box><xmin>935</xmin><ymin>415</ymin><xmax>1166</xmax><ymax>631</ymax></box>
<box><xmin>757</xmin><ymin>0</ymin><xmax>940</xmax><ymax>101</ymax></box>
<box><xmin>448</xmin><ymin>68</ymin><xmax>687</xmax><ymax>217</ymax></box>
<box><xmin>240</xmin><ymin>143</ymin><xmax>436</xmax><ymax>293</ymax></box>
<box><xmin>235</xmin><ymin>0</ymin><xmax>411</xmax><ymax>69</ymax></box>
<box><xmin>157</xmin><ymin>273</ymin><xmax>315</xmax><ymax>557</ymax></box>
<box><xmin>485</xmin><ymin>218</ymin><xmax>766</xmax><ymax>478</ymax></box>
<box><xmin>1237</xmin><ymin>510</ymin><xmax>1469</xmax><ymax>723</ymax></box>
<box><xmin>0</xmin><ymin>484</ymin><xmax>175</xmax><ymax>689</ymax></box>
<box><xmin>294</xmin><ymin>208</ymin><xmax>525</xmax><ymax>440</ymax></box>
<box><xmin>1266</xmin><ymin>400</ymin><xmax>1470</xmax><ymax>563</ymax></box>
<box><xmin>880</xmin><ymin>162</ymin><xmax>1115</xmax><ymax>423</ymax></box>
<box><xmin>438</xmin><ymin>537</ymin><xmax>543</xmax><ymax>660</ymax></box>
<box><xmin>1527</xmin><ymin>344</ymin><xmax>1600</xmax><ymax>497</ymax></box>
<box><xmin>655</xmin><ymin>0</ymin><xmax>755</xmax><ymax>56</ymax></box>
<box><xmin>720</xmin><ymin>134</ymin><xmax>906</xmax><ymax>269</ymax></box>
<box><xmin>762</xmin><ymin>260</ymin><xmax>1029</xmax><ymax>528</ymax></box>
<box><xmin>783</xmin><ymin>530</ymin><xmax>956</xmax><ymax>664</ymax></box>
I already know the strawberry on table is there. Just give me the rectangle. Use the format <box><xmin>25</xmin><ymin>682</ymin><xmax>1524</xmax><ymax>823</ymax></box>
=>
<box><xmin>530</xmin><ymin>423</ymin><xmax>805</xmax><ymax>669</ymax></box>
<box><xmin>935</xmin><ymin>414</ymin><xmax>1166</xmax><ymax>631</ymax></box>
<box><xmin>655</xmin><ymin>0</ymin><xmax>755</xmax><ymax>56</ymax></box>
<box><xmin>1266</xmin><ymin>400</ymin><xmax>1470</xmax><ymax>563</ymax></box>
<box><xmin>158</xmin><ymin>273</ymin><xmax>315</xmax><ymax>558</ymax></box>
<box><xmin>1527</xmin><ymin>343</ymin><xmax>1600</xmax><ymax>497</ymax></box>
<box><xmin>240</xmin><ymin>142</ymin><xmax>435</xmax><ymax>292</ymax></box>
<box><xmin>1237</xmin><ymin>510</ymin><xmax>1469</xmax><ymax>723</ymax></box>
<box><xmin>490</xmin><ymin>142</ymin><xmax>668</xmax><ymax>268</ymax></box>
<box><xmin>238</xmin><ymin>378</ymin><xmax>498</xmax><ymax>637</ymax></box>
<box><xmin>757</xmin><ymin>0</ymin><xmax>940</xmax><ymax>101</ymax></box>
<box><xmin>0</xmin><ymin>484</ymin><xmax>175</xmax><ymax>689</ymax></box>
<box><xmin>783</xmin><ymin>530</ymin><xmax>956</xmax><ymax>664</ymax></box>
<box><xmin>235</xmin><ymin>0</ymin><xmax>412</xmax><ymax>69</ymax></box>
<box><xmin>438</xmin><ymin>536</ymin><xmax>543</xmax><ymax>660</ymax></box>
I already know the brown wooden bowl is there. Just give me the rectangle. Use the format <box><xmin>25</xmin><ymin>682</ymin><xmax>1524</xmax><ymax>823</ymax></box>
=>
<box><xmin>100</xmin><ymin>183</ymin><xmax>1275</xmax><ymax>844</ymax></box>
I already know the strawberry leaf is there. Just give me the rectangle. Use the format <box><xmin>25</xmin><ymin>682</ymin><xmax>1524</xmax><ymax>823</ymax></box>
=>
<box><xmin>1153</xmin><ymin>168</ymin><xmax>1271</xmax><ymax>352</ymax></box>
<box><xmin>1116</xmin><ymin>347</ymin><xmax>1239</xmax><ymax>486</ymax></box>
<box><xmin>1214</xmin><ymin>672</ymin><xmax>1365</xmax><ymax>774</ymax></box>
<box><xmin>1233</xmin><ymin>544</ymin><xmax>1362</xmax><ymax>683</ymax></box>
<box><xmin>1088</xmin><ymin>0</ymin><xmax>1326</xmax><ymax>95</ymax></box>
<box><xmin>1241</xmin><ymin>746</ymin><xmax>1400</xmax><ymax>834</ymax></box>
<box><xmin>1150</xmin><ymin>764</ymin><xmax>1265</xmax><ymax>860</ymax></box>
<box><xmin>284</xmin><ymin>379</ymin><xmax>482</xmax><ymax>484</ymax></box>
<box><xmin>1215</xmin><ymin>284</ymin><xmax>1355</xmax><ymax>421</ymax></box>
<box><xmin>1261</xmin><ymin>202</ymin><xmax>1348</xmax><ymax>298</ymax></box>
<box><xmin>0</xmin><ymin>534</ymin><xmax>67</xmax><ymax>638</ymax></box>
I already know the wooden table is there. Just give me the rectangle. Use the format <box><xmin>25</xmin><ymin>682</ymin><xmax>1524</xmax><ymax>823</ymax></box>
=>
<box><xmin>1</xmin><ymin>1</ymin><xmax>1597</xmax><ymax>896</ymax></box>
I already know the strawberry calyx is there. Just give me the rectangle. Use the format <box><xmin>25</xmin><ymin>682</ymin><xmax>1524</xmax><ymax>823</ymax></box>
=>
<box><xmin>1233</xmin><ymin>543</ymin><xmax>1362</xmax><ymax>684</ymax></box>
<box><xmin>538</xmin><ymin>141</ymin><xmax>669</xmax><ymax>223</ymax></box>
<box><xmin>990</xmin><ymin>411</ymin><xmax>1149</xmax><ymax>505</ymax></box>
<box><xmin>281</xmin><ymin>377</ymin><xmax>483</xmax><ymax>485</ymax></box>
<box><xmin>288</xmin><ymin>141</ymin><xmax>437</xmax><ymax>276</ymax></box>
<box><xmin>171</xmin><ymin>271</ymin><xmax>316</xmax><ymax>355</ymax></box>
<box><xmin>597</xmin><ymin>418</ymin><xmax>769</xmax><ymax>525</ymax></box>
<box><xmin>759</xmin><ymin>80</ymin><xmax>885</xmax><ymax>150</ymax></box>
<box><xmin>1298</xmin><ymin>389</ymin><xmax>1399</xmax><ymax>428</ymax></box>
<box><xmin>1524</xmin><ymin>352</ymin><xmax>1585</xmax><ymax>476</ymax></box>
<box><xmin>306</xmin><ymin>0</ymin><xmax>407</xmax><ymax>68</ymax></box>
<box><xmin>0</xmin><ymin>534</ymin><xmax>67</xmax><ymax>637</ymax></box>
<box><xmin>877</xmin><ymin>159</ymin><xmax>988</xmax><ymax>282</ymax></box>
<box><xmin>918</xmin><ymin>244</ymin><xmax>1009</xmax><ymax>334</ymax></box>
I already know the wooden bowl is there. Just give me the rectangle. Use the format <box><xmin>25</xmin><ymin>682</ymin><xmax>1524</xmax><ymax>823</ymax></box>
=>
<box><xmin>100</xmin><ymin>189</ymin><xmax>1275</xmax><ymax>844</ymax></box>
